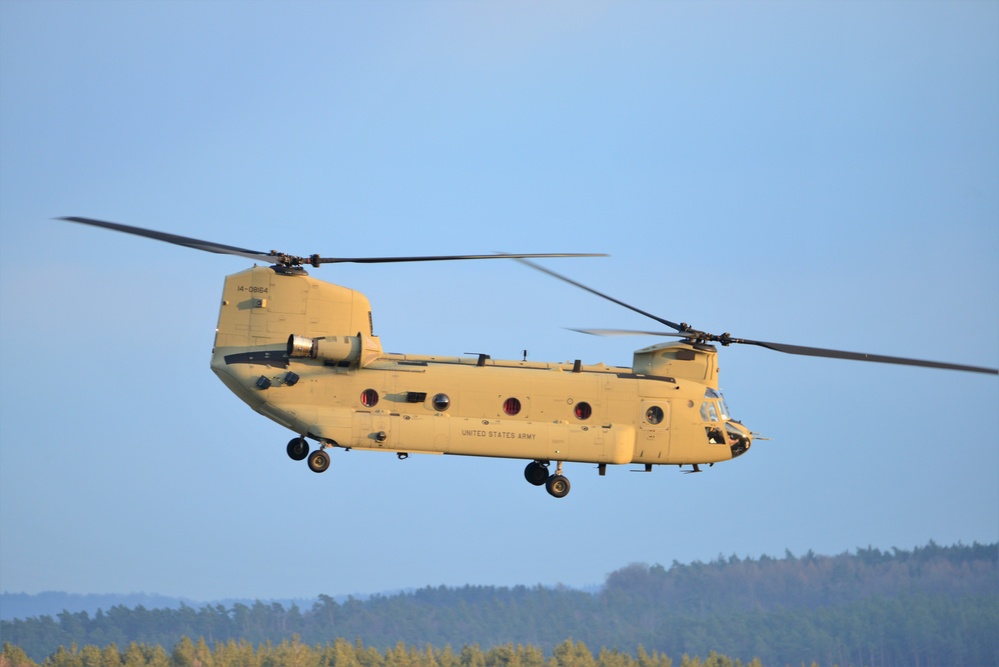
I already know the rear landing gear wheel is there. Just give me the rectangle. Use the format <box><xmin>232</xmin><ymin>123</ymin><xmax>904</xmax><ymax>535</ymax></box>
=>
<box><xmin>287</xmin><ymin>437</ymin><xmax>309</xmax><ymax>461</ymax></box>
<box><xmin>524</xmin><ymin>461</ymin><xmax>549</xmax><ymax>486</ymax></box>
<box><xmin>546</xmin><ymin>474</ymin><xmax>570</xmax><ymax>498</ymax></box>
<box><xmin>307</xmin><ymin>449</ymin><xmax>330</xmax><ymax>473</ymax></box>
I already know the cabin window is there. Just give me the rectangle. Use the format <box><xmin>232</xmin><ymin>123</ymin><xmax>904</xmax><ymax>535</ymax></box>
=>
<box><xmin>360</xmin><ymin>388</ymin><xmax>379</xmax><ymax>408</ymax></box>
<box><xmin>645</xmin><ymin>405</ymin><xmax>664</xmax><ymax>425</ymax></box>
<box><xmin>503</xmin><ymin>397</ymin><xmax>522</xmax><ymax>416</ymax></box>
<box><xmin>700</xmin><ymin>402</ymin><xmax>719</xmax><ymax>422</ymax></box>
<box><xmin>574</xmin><ymin>402</ymin><xmax>592</xmax><ymax>420</ymax></box>
<box><xmin>432</xmin><ymin>393</ymin><xmax>450</xmax><ymax>411</ymax></box>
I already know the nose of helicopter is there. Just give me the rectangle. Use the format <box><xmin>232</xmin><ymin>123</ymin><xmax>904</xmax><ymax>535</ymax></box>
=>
<box><xmin>725</xmin><ymin>421</ymin><xmax>752</xmax><ymax>458</ymax></box>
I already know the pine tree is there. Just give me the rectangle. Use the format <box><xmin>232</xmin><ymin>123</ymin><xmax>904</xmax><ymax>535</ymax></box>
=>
<box><xmin>1</xmin><ymin>642</ymin><xmax>38</xmax><ymax>667</ymax></box>
<box><xmin>169</xmin><ymin>638</ymin><xmax>196</xmax><ymax>667</ymax></box>
<box><xmin>458</xmin><ymin>645</ymin><xmax>484</xmax><ymax>667</ymax></box>
<box><xmin>263</xmin><ymin>635</ymin><xmax>315</xmax><ymax>667</ymax></box>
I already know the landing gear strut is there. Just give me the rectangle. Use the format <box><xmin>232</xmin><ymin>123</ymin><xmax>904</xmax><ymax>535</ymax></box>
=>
<box><xmin>545</xmin><ymin>461</ymin><xmax>570</xmax><ymax>498</ymax></box>
<box><xmin>286</xmin><ymin>435</ymin><xmax>337</xmax><ymax>473</ymax></box>
<box><xmin>524</xmin><ymin>460</ymin><xmax>571</xmax><ymax>498</ymax></box>
<box><xmin>296</xmin><ymin>438</ymin><xmax>334</xmax><ymax>473</ymax></box>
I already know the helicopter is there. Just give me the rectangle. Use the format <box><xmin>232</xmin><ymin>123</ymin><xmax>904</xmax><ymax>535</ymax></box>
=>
<box><xmin>59</xmin><ymin>217</ymin><xmax>998</xmax><ymax>498</ymax></box>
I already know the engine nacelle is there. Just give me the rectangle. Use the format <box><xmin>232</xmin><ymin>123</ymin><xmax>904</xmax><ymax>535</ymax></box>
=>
<box><xmin>287</xmin><ymin>334</ymin><xmax>361</xmax><ymax>363</ymax></box>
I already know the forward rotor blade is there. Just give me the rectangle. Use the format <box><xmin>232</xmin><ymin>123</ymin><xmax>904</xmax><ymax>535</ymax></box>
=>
<box><xmin>527</xmin><ymin>257</ymin><xmax>996</xmax><ymax>375</ymax></box>
<box><xmin>569</xmin><ymin>328</ymin><xmax>687</xmax><ymax>337</ymax></box>
<box><xmin>572</xmin><ymin>326</ymin><xmax>998</xmax><ymax>375</ymax></box>
<box><xmin>734</xmin><ymin>338</ymin><xmax>998</xmax><ymax>375</ymax></box>
<box><xmin>516</xmin><ymin>258</ymin><xmax>690</xmax><ymax>333</ymax></box>
<box><xmin>59</xmin><ymin>217</ymin><xmax>279</xmax><ymax>264</ymax></box>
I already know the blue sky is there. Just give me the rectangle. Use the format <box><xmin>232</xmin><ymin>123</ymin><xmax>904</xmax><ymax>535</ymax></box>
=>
<box><xmin>1</xmin><ymin>1</ymin><xmax>996</xmax><ymax>603</ymax></box>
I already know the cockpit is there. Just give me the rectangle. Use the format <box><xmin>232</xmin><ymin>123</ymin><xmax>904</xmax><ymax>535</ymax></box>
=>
<box><xmin>700</xmin><ymin>388</ymin><xmax>751</xmax><ymax>457</ymax></box>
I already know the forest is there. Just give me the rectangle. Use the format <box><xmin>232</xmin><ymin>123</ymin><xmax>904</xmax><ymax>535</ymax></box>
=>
<box><xmin>1</xmin><ymin>541</ymin><xmax>996</xmax><ymax>667</ymax></box>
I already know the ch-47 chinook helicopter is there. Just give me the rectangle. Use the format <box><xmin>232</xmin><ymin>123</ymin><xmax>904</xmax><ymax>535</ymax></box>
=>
<box><xmin>60</xmin><ymin>217</ymin><xmax>998</xmax><ymax>498</ymax></box>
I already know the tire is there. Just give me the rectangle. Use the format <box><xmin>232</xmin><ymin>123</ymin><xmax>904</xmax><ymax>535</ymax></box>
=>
<box><xmin>307</xmin><ymin>450</ymin><xmax>331</xmax><ymax>473</ymax></box>
<box><xmin>545</xmin><ymin>474</ymin><xmax>570</xmax><ymax>498</ymax></box>
<box><xmin>524</xmin><ymin>461</ymin><xmax>549</xmax><ymax>486</ymax></box>
<box><xmin>286</xmin><ymin>437</ymin><xmax>310</xmax><ymax>461</ymax></box>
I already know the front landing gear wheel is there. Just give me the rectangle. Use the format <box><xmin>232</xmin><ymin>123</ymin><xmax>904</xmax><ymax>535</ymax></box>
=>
<box><xmin>307</xmin><ymin>450</ymin><xmax>331</xmax><ymax>473</ymax></box>
<box><xmin>546</xmin><ymin>474</ymin><xmax>570</xmax><ymax>498</ymax></box>
<box><xmin>286</xmin><ymin>437</ymin><xmax>309</xmax><ymax>461</ymax></box>
<box><xmin>524</xmin><ymin>461</ymin><xmax>549</xmax><ymax>486</ymax></box>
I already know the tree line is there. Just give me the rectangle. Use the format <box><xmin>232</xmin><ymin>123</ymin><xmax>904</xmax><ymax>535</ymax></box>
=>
<box><xmin>1</xmin><ymin>638</ymin><xmax>762</xmax><ymax>667</ymax></box>
<box><xmin>2</xmin><ymin>542</ymin><xmax>995</xmax><ymax>666</ymax></box>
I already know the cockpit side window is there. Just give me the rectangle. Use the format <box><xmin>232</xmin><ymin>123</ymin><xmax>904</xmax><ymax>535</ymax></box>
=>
<box><xmin>705</xmin><ymin>426</ymin><xmax>726</xmax><ymax>444</ymax></box>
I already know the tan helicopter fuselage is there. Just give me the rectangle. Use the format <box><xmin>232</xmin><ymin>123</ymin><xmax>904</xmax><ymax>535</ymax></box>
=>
<box><xmin>210</xmin><ymin>266</ymin><xmax>752</xmax><ymax>469</ymax></box>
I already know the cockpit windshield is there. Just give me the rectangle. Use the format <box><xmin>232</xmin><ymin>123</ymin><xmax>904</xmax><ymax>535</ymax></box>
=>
<box><xmin>703</xmin><ymin>388</ymin><xmax>731</xmax><ymax>420</ymax></box>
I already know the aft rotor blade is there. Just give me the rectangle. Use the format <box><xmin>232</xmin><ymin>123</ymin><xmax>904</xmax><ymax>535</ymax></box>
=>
<box><xmin>516</xmin><ymin>258</ymin><xmax>690</xmax><ymax>333</ymax></box>
<box><xmin>59</xmin><ymin>217</ymin><xmax>279</xmax><ymax>264</ymax></box>
<box><xmin>315</xmin><ymin>252</ymin><xmax>607</xmax><ymax>264</ymax></box>
<box><xmin>60</xmin><ymin>218</ymin><xmax>606</xmax><ymax>267</ymax></box>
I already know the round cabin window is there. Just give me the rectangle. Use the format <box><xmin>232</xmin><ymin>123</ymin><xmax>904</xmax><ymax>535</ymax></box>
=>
<box><xmin>574</xmin><ymin>402</ymin><xmax>592</xmax><ymax>420</ymax></box>
<box><xmin>432</xmin><ymin>393</ymin><xmax>451</xmax><ymax>411</ymax></box>
<box><xmin>503</xmin><ymin>397</ymin><xmax>521</xmax><ymax>416</ymax></box>
<box><xmin>360</xmin><ymin>388</ymin><xmax>379</xmax><ymax>408</ymax></box>
<box><xmin>645</xmin><ymin>405</ymin><xmax>664</xmax><ymax>425</ymax></box>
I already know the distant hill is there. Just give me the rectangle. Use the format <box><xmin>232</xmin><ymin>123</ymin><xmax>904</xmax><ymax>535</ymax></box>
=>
<box><xmin>0</xmin><ymin>592</ymin><xmax>328</xmax><ymax>623</ymax></box>
<box><xmin>0</xmin><ymin>593</ymin><xmax>189</xmax><ymax>622</ymax></box>
<box><xmin>2</xmin><ymin>541</ymin><xmax>996</xmax><ymax>666</ymax></box>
